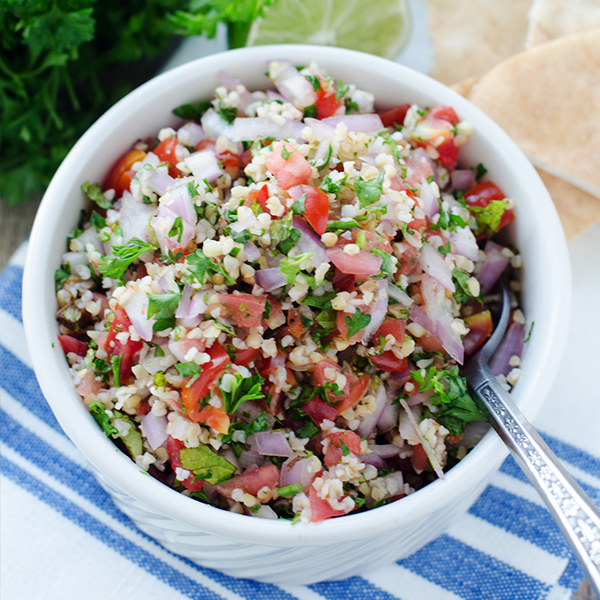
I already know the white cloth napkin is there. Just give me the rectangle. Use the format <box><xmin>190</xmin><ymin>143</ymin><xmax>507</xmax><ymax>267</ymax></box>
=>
<box><xmin>1</xmin><ymin>221</ymin><xmax>599</xmax><ymax>600</ymax></box>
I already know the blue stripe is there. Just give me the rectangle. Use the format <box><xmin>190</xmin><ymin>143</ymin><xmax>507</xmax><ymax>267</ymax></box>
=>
<box><xmin>311</xmin><ymin>577</ymin><xmax>400</xmax><ymax>600</ymax></box>
<box><xmin>0</xmin><ymin>345</ymin><xmax>62</xmax><ymax>433</ymax></box>
<box><xmin>541</xmin><ymin>432</ymin><xmax>600</xmax><ymax>480</ymax></box>
<box><xmin>470</xmin><ymin>485</ymin><xmax>571</xmax><ymax>558</ymax></box>
<box><xmin>0</xmin><ymin>456</ymin><xmax>227</xmax><ymax>600</ymax></box>
<box><xmin>0</xmin><ymin>264</ymin><xmax>23</xmax><ymax>322</ymax></box>
<box><xmin>558</xmin><ymin>556</ymin><xmax>584</xmax><ymax>590</ymax></box>
<box><xmin>0</xmin><ymin>407</ymin><xmax>298</xmax><ymax>600</ymax></box>
<box><xmin>399</xmin><ymin>535</ymin><xmax>548</xmax><ymax>600</ymax></box>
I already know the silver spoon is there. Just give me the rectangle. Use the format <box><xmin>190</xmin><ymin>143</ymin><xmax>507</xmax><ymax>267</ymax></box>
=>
<box><xmin>463</xmin><ymin>282</ymin><xmax>600</xmax><ymax>596</ymax></box>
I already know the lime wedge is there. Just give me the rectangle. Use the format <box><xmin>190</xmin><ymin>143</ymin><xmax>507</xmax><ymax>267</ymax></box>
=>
<box><xmin>245</xmin><ymin>0</ymin><xmax>411</xmax><ymax>60</ymax></box>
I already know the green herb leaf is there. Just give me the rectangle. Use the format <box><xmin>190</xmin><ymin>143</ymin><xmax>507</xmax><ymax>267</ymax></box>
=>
<box><xmin>82</xmin><ymin>182</ymin><xmax>111</xmax><ymax>209</ymax></box>
<box><xmin>218</xmin><ymin>105</ymin><xmax>238</xmax><ymax>124</ymax></box>
<box><xmin>470</xmin><ymin>200</ymin><xmax>509</xmax><ymax>238</ymax></box>
<box><xmin>112</xmin><ymin>411</ymin><xmax>143</xmax><ymax>458</ymax></box>
<box><xmin>291</xmin><ymin>193</ymin><xmax>307</xmax><ymax>215</ymax></box>
<box><xmin>173</xmin><ymin>101</ymin><xmax>212</xmax><ymax>123</ymax></box>
<box><xmin>303</xmin><ymin>104</ymin><xmax>318</xmax><ymax>119</ymax></box>
<box><xmin>525</xmin><ymin>321</ymin><xmax>534</xmax><ymax>343</ymax></box>
<box><xmin>344</xmin><ymin>310</ymin><xmax>371</xmax><ymax>339</ymax></box>
<box><xmin>221</xmin><ymin>372</ymin><xmax>265</xmax><ymax>414</ymax></box>
<box><xmin>179</xmin><ymin>444</ymin><xmax>236</xmax><ymax>485</ymax></box>
<box><xmin>169</xmin><ymin>216</ymin><xmax>184</xmax><ymax>243</ymax></box>
<box><xmin>335</xmin><ymin>80</ymin><xmax>350</xmax><ymax>102</ymax></box>
<box><xmin>305</xmin><ymin>75</ymin><xmax>321</xmax><ymax>92</ymax></box>
<box><xmin>475</xmin><ymin>163</ymin><xmax>488</xmax><ymax>180</ymax></box>
<box><xmin>281</xmin><ymin>145</ymin><xmax>295</xmax><ymax>160</ymax></box>
<box><xmin>175</xmin><ymin>362</ymin><xmax>201</xmax><ymax>380</ymax></box>
<box><xmin>320</xmin><ymin>172</ymin><xmax>347</xmax><ymax>195</ymax></box>
<box><xmin>187</xmin><ymin>249</ymin><xmax>235</xmax><ymax>286</ymax></box>
<box><xmin>301</xmin><ymin>291</ymin><xmax>336</xmax><ymax>310</ymax></box>
<box><xmin>110</xmin><ymin>354</ymin><xmax>122</xmax><ymax>388</ymax></box>
<box><xmin>280</xmin><ymin>252</ymin><xmax>314</xmax><ymax>285</ymax></box>
<box><xmin>326</xmin><ymin>220</ymin><xmax>359</xmax><ymax>231</ymax></box>
<box><xmin>340</xmin><ymin>440</ymin><xmax>350</xmax><ymax>456</ymax></box>
<box><xmin>452</xmin><ymin>268</ymin><xmax>480</xmax><ymax>305</ymax></box>
<box><xmin>90</xmin><ymin>212</ymin><xmax>107</xmax><ymax>231</ymax></box>
<box><xmin>98</xmin><ymin>238</ymin><xmax>156</xmax><ymax>280</ymax></box>
<box><xmin>89</xmin><ymin>402</ymin><xmax>118</xmax><ymax>437</ymax></box>
<box><xmin>55</xmin><ymin>265</ymin><xmax>71</xmax><ymax>291</ymax></box>
<box><xmin>278</xmin><ymin>483</ymin><xmax>303</xmax><ymax>497</ymax></box>
<box><xmin>317</xmin><ymin>144</ymin><xmax>333</xmax><ymax>171</ymax></box>
<box><xmin>355</xmin><ymin>170</ymin><xmax>384</xmax><ymax>208</ymax></box>
<box><xmin>270</xmin><ymin>211</ymin><xmax>293</xmax><ymax>247</ymax></box>
<box><xmin>148</xmin><ymin>292</ymin><xmax>182</xmax><ymax>332</ymax></box>
<box><xmin>277</xmin><ymin>228</ymin><xmax>301</xmax><ymax>255</ymax></box>
<box><xmin>371</xmin><ymin>248</ymin><xmax>394</xmax><ymax>276</ymax></box>
<box><xmin>221</xmin><ymin>412</ymin><xmax>268</xmax><ymax>444</ymax></box>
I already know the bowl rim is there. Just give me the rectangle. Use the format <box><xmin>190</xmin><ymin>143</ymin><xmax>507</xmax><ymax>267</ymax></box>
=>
<box><xmin>22</xmin><ymin>43</ymin><xmax>571</xmax><ymax>547</ymax></box>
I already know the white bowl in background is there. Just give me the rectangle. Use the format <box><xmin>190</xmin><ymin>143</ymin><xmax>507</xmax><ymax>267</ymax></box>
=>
<box><xmin>22</xmin><ymin>44</ymin><xmax>570</xmax><ymax>584</ymax></box>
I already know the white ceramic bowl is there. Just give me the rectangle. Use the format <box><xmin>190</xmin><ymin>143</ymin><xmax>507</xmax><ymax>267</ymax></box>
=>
<box><xmin>23</xmin><ymin>45</ymin><xmax>570</xmax><ymax>584</ymax></box>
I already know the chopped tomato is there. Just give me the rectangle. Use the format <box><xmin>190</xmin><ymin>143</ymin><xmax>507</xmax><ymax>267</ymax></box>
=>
<box><xmin>256</xmin><ymin>184</ymin><xmax>271</xmax><ymax>213</ymax></box>
<box><xmin>219</xmin><ymin>294</ymin><xmax>266</xmax><ymax>329</ymax></box>
<box><xmin>239</xmin><ymin>148</ymin><xmax>253</xmax><ymax>168</ymax></box>
<box><xmin>181</xmin><ymin>342</ymin><xmax>230</xmax><ymax>422</ymax></box>
<box><xmin>105</xmin><ymin>149</ymin><xmax>146</xmax><ymax>196</ymax></box>
<box><xmin>195</xmin><ymin>404</ymin><xmax>230</xmax><ymax>435</ymax></box>
<box><xmin>232</xmin><ymin>346</ymin><xmax>261</xmax><ymax>366</ymax></box>
<box><xmin>429</xmin><ymin>105</ymin><xmax>459</xmax><ymax>126</ymax></box>
<box><xmin>288</xmin><ymin>185</ymin><xmax>329</xmax><ymax>235</ymax></box>
<box><xmin>411</xmin><ymin>443</ymin><xmax>429</xmax><ymax>471</ymax></box>
<box><xmin>154</xmin><ymin>136</ymin><xmax>181</xmax><ymax>178</ymax></box>
<box><xmin>408</xmin><ymin>217</ymin><xmax>427</xmax><ymax>232</ymax></box>
<box><xmin>216</xmin><ymin>465</ymin><xmax>279</xmax><ymax>499</ymax></box>
<box><xmin>104</xmin><ymin>305</ymin><xmax>143</xmax><ymax>380</ymax></box>
<box><xmin>372</xmin><ymin>351</ymin><xmax>408</xmax><ymax>373</ymax></box>
<box><xmin>403</xmin><ymin>158</ymin><xmax>433</xmax><ymax>186</ymax></box>
<box><xmin>309</xmin><ymin>473</ymin><xmax>349</xmax><ymax>522</ymax></box>
<box><xmin>302</xmin><ymin>397</ymin><xmax>339</xmax><ymax>425</ymax></box>
<box><xmin>287</xmin><ymin>307</ymin><xmax>303</xmax><ymax>338</ymax></box>
<box><xmin>316</xmin><ymin>92</ymin><xmax>342</xmax><ymax>119</ymax></box>
<box><xmin>195</xmin><ymin>139</ymin><xmax>216</xmax><ymax>152</ymax></box>
<box><xmin>265</xmin><ymin>141</ymin><xmax>312</xmax><ymax>189</ymax></box>
<box><xmin>137</xmin><ymin>398</ymin><xmax>151</xmax><ymax>415</ymax></box>
<box><xmin>463</xmin><ymin>310</ymin><xmax>493</xmax><ymax>357</ymax></box>
<box><xmin>375</xmin><ymin>317</ymin><xmax>406</xmax><ymax>345</ymax></box>
<box><xmin>326</xmin><ymin>247</ymin><xmax>382</xmax><ymax>276</ymax></box>
<box><xmin>165</xmin><ymin>436</ymin><xmax>204</xmax><ymax>490</ymax></box>
<box><xmin>435</xmin><ymin>137</ymin><xmax>459</xmax><ymax>168</ymax></box>
<box><xmin>397</xmin><ymin>242</ymin><xmax>417</xmax><ymax>275</ymax></box>
<box><xmin>419</xmin><ymin>331</ymin><xmax>447</xmax><ymax>355</ymax></box>
<box><xmin>464</xmin><ymin>181</ymin><xmax>515</xmax><ymax>232</ymax></box>
<box><xmin>328</xmin><ymin>431</ymin><xmax>362</xmax><ymax>455</ymax></box>
<box><xmin>335</xmin><ymin>373</ymin><xmax>369</xmax><ymax>413</ymax></box>
<box><xmin>58</xmin><ymin>334</ymin><xmax>88</xmax><ymax>357</ymax></box>
<box><xmin>378</xmin><ymin>104</ymin><xmax>410</xmax><ymax>128</ymax></box>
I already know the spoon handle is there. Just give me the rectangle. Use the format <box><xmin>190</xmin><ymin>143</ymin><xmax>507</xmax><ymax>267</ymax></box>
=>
<box><xmin>467</xmin><ymin>360</ymin><xmax>600</xmax><ymax>595</ymax></box>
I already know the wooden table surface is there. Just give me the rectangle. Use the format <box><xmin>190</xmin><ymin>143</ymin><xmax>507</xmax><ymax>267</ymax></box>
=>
<box><xmin>0</xmin><ymin>197</ymin><xmax>595</xmax><ymax>600</ymax></box>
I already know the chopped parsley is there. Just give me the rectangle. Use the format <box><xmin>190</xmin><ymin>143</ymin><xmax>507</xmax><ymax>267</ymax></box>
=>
<box><xmin>291</xmin><ymin>193</ymin><xmax>307</xmax><ymax>215</ymax></box>
<box><xmin>172</xmin><ymin>100</ymin><xmax>212</xmax><ymax>123</ymax></box>
<box><xmin>55</xmin><ymin>264</ymin><xmax>71</xmax><ymax>291</ymax></box>
<box><xmin>98</xmin><ymin>238</ymin><xmax>156</xmax><ymax>280</ymax></box>
<box><xmin>168</xmin><ymin>216</ymin><xmax>184</xmax><ymax>243</ymax></box>
<box><xmin>470</xmin><ymin>200</ymin><xmax>509</xmax><ymax>238</ymax></box>
<box><xmin>179</xmin><ymin>444</ymin><xmax>236</xmax><ymax>485</ymax></box>
<box><xmin>218</xmin><ymin>105</ymin><xmax>237</xmax><ymax>124</ymax></box>
<box><xmin>281</xmin><ymin>145</ymin><xmax>295</xmax><ymax>160</ymax></box>
<box><xmin>355</xmin><ymin>169</ymin><xmax>384</xmax><ymax>208</ymax></box>
<box><xmin>344</xmin><ymin>310</ymin><xmax>371</xmax><ymax>339</ymax></box>
<box><xmin>88</xmin><ymin>401</ymin><xmax>118</xmax><ymax>436</ymax></box>
<box><xmin>305</xmin><ymin>75</ymin><xmax>321</xmax><ymax>92</ymax></box>
<box><xmin>187</xmin><ymin>248</ymin><xmax>235</xmax><ymax>286</ymax></box>
<box><xmin>475</xmin><ymin>162</ymin><xmax>488</xmax><ymax>180</ymax></box>
<box><xmin>270</xmin><ymin>211</ymin><xmax>293</xmax><ymax>247</ymax></box>
<box><xmin>335</xmin><ymin>80</ymin><xmax>349</xmax><ymax>102</ymax></box>
<box><xmin>278</xmin><ymin>483</ymin><xmax>303</xmax><ymax>497</ymax></box>
<box><xmin>320</xmin><ymin>172</ymin><xmax>347</xmax><ymax>195</ymax></box>
<box><xmin>303</xmin><ymin>104</ymin><xmax>318</xmax><ymax>119</ymax></box>
<box><xmin>452</xmin><ymin>268</ymin><xmax>481</xmax><ymax>305</ymax></box>
<box><xmin>147</xmin><ymin>292</ymin><xmax>182</xmax><ymax>332</ymax></box>
<box><xmin>81</xmin><ymin>181</ymin><xmax>112</xmax><ymax>209</ymax></box>
<box><xmin>221</xmin><ymin>372</ymin><xmax>265</xmax><ymax>414</ymax></box>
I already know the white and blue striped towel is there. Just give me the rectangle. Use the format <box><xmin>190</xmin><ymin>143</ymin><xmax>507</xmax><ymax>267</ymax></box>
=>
<box><xmin>2</xmin><ymin>222</ymin><xmax>599</xmax><ymax>600</ymax></box>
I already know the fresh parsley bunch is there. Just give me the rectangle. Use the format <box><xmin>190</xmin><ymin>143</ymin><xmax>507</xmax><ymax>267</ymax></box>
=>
<box><xmin>0</xmin><ymin>0</ymin><xmax>277</xmax><ymax>205</ymax></box>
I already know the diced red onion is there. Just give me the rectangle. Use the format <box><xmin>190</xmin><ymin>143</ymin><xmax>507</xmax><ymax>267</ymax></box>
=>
<box><xmin>489</xmin><ymin>320</ymin><xmax>525</xmax><ymax>377</ymax></box>
<box><xmin>279</xmin><ymin>456</ymin><xmax>314</xmax><ymax>491</ymax></box>
<box><xmin>451</xmin><ymin>169</ymin><xmax>475</xmax><ymax>192</ymax></box>
<box><xmin>256</xmin><ymin>268</ymin><xmax>286</xmax><ymax>292</ymax></box>
<box><xmin>188</xmin><ymin>293</ymin><xmax>208</xmax><ymax>318</ymax></box>
<box><xmin>385</xmin><ymin>470</ymin><xmax>404</xmax><ymax>495</ymax></box>
<box><xmin>303</xmin><ymin>117</ymin><xmax>335</xmax><ymax>142</ymax></box>
<box><xmin>184</xmin><ymin>149</ymin><xmax>223</xmax><ymax>183</ymax></box>
<box><xmin>449</xmin><ymin>226</ymin><xmax>479</xmax><ymax>261</ymax></box>
<box><xmin>175</xmin><ymin>284</ymin><xmax>192</xmax><ymax>319</ymax></box>
<box><xmin>358</xmin><ymin>453</ymin><xmax>389</xmax><ymax>469</ymax></box>
<box><xmin>423</xmin><ymin>274</ymin><xmax>464</xmax><ymax>364</ymax></box>
<box><xmin>322</xmin><ymin>114</ymin><xmax>384</xmax><ymax>133</ymax></box>
<box><xmin>244</xmin><ymin>241</ymin><xmax>261</xmax><ymax>262</ymax></box>
<box><xmin>418</xmin><ymin>243</ymin><xmax>455</xmax><ymax>292</ymax></box>
<box><xmin>266</xmin><ymin>90</ymin><xmax>285</xmax><ymax>102</ymax></box>
<box><xmin>388</xmin><ymin>283</ymin><xmax>413</xmax><ymax>307</ymax></box>
<box><xmin>146</xmin><ymin>172</ymin><xmax>176</xmax><ymax>197</ymax></box>
<box><xmin>418</xmin><ymin>176</ymin><xmax>439</xmax><ymax>220</ymax></box>
<box><xmin>368</xmin><ymin>444</ymin><xmax>400</xmax><ymax>459</ymax></box>
<box><xmin>77</xmin><ymin>227</ymin><xmax>103</xmax><ymax>254</ymax></box>
<box><xmin>176</xmin><ymin>122</ymin><xmax>205</xmax><ymax>148</ymax></box>
<box><xmin>410</xmin><ymin>304</ymin><xmax>436</xmax><ymax>335</ymax></box>
<box><xmin>377</xmin><ymin>402</ymin><xmax>399</xmax><ymax>433</ymax></box>
<box><xmin>121</xmin><ymin>287</ymin><xmax>154</xmax><ymax>341</ymax></box>
<box><xmin>268</xmin><ymin>60</ymin><xmax>317</xmax><ymax>107</ymax></box>
<box><xmin>361</xmin><ymin>280</ymin><xmax>388</xmax><ymax>344</ymax></box>
<box><xmin>201</xmin><ymin>108</ymin><xmax>234</xmax><ymax>140</ymax></box>
<box><xmin>231</xmin><ymin>117</ymin><xmax>306</xmax><ymax>142</ymax></box>
<box><xmin>181</xmin><ymin>315</ymin><xmax>202</xmax><ymax>328</ymax></box>
<box><xmin>156</xmin><ymin>275</ymin><xmax>170</xmax><ymax>293</ymax></box>
<box><xmin>217</xmin><ymin>70</ymin><xmax>240</xmax><ymax>90</ymax></box>
<box><xmin>150</xmin><ymin>204</ymin><xmax>195</xmax><ymax>250</ymax></box>
<box><xmin>455</xmin><ymin>421</ymin><xmax>491</xmax><ymax>449</ymax></box>
<box><xmin>61</xmin><ymin>251</ymin><xmax>89</xmax><ymax>269</ymax></box>
<box><xmin>356</xmin><ymin>384</ymin><xmax>389</xmax><ymax>438</ymax></box>
<box><xmin>253</xmin><ymin>432</ymin><xmax>292</xmax><ymax>457</ymax></box>
<box><xmin>119</xmin><ymin>191</ymin><xmax>156</xmax><ymax>243</ymax></box>
<box><xmin>166</xmin><ymin>190</ymin><xmax>197</xmax><ymax>226</ymax></box>
<box><xmin>399</xmin><ymin>398</ymin><xmax>445</xmax><ymax>480</ymax></box>
<box><xmin>239</xmin><ymin>449</ymin><xmax>265</xmax><ymax>470</ymax></box>
<box><xmin>406</xmin><ymin>389</ymin><xmax>435</xmax><ymax>406</ymax></box>
<box><xmin>476</xmin><ymin>241</ymin><xmax>510</xmax><ymax>294</ymax></box>
<box><xmin>292</xmin><ymin>216</ymin><xmax>330</xmax><ymax>266</ymax></box>
<box><xmin>140</xmin><ymin>412</ymin><xmax>168</xmax><ymax>450</ymax></box>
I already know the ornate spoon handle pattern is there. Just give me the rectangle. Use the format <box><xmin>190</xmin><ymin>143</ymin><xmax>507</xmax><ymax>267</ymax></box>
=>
<box><xmin>466</xmin><ymin>358</ymin><xmax>600</xmax><ymax>596</ymax></box>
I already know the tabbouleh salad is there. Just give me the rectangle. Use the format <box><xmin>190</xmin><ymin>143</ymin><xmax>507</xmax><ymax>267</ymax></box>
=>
<box><xmin>55</xmin><ymin>60</ymin><xmax>526</xmax><ymax>523</ymax></box>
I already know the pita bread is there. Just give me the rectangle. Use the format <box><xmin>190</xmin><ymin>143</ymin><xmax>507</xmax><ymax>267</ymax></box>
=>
<box><xmin>526</xmin><ymin>0</ymin><xmax>600</xmax><ymax>48</ymax></box>
<box><xmin>536</xmin><ymin>169</ymin><xmax>600</xmax><ymax>240</ymax></box>
<box><xmin>468</xmin><ymin>28</ymin><xmax>600</xmax><ymax>200</ymax></box>
<box><xmin>450</xmin><ymin>77</ymin><xmax>478</xmax><ymax>98</ymax></box>
<box><xmin>425</xmin><ymin>0</ymin><xmax>530</xmax><ymax>85</ymax></box>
